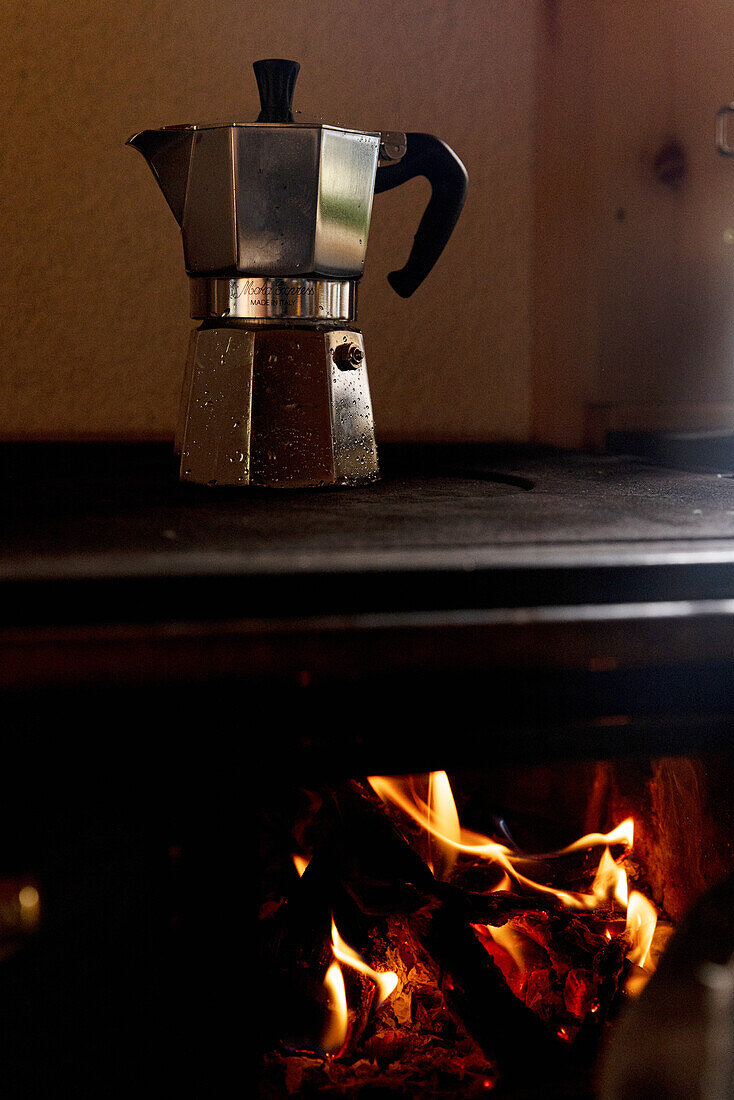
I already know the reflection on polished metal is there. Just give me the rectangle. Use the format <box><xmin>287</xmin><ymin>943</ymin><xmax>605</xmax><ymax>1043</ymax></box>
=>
<box><xmin>326</xmin><ymin>331</ymin><xmax>379</xmax><ymax>484</ymax></box>
<box><xmin>177</xmin><ymin>328</ymin><xmax>254</xmax><ymax>485</ymax></box>
<box><xmin>177</xmin><ymin>326</ymin><xmax>379</xmax><ymax>488</ymax></box>
<box><xmin>190</xmin><ymin>277</ymin><xmax>356</xmax><ymax>322</ymax></box>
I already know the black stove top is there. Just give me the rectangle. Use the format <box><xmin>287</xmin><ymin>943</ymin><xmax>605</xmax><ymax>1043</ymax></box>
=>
<box><xmin>3</xmin><ymin>442</ymin><xmax>734</xmax><ymax>625</ymax></box>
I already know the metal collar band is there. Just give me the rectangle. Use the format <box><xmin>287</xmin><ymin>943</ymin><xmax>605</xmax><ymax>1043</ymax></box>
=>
<box><xmin>190</xmin><ymin>277</ymin><xmax>356</xmax><ymax>322</ymax></box>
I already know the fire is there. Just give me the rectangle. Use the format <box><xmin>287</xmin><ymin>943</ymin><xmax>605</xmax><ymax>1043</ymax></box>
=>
<box><xmin>482</xmin><ymin>922</ymin><xmax>531</xmax><ymax>990</ymax></box>
<box><xmin>368</xmin><ymin>772</ymin><xmax>658</xmax><ymax>991</ymax></box>
<box><xmin>292</xmin><ymin>853</ymin><xmax>310</xmax><ymax>877</ymax></box>
<box><xmin>321</xmin><ymin>918</ymin><xmax>398</xmax><ymax>1056</ymax></box>
<box><xmin>591</xmin><ymin>847</ymin><xmax>629</xmax><ymax>907</ymax></box>
<box><xmin>322</xmin><ymin>962</ymin><xmax>348</xmax><ymax>1055</ymax></box>
<box><xmin>368</xmin><ymin>774</ymin><xmax>635</xmax><ymax>910</ymax></box>
<box><xmin>625</xmin><ymin>890</ymin><xmax>657</xmax><ymax>970</ymax></box>
<box><xmin>369</xmin><ymin>773</ymin><xmax>581</xmax><ymax>905</ymax></box>
<box><xmin>330</xmin><ymin>919</ymin><xmax>398</xmax><ymax>1006</ymax></box>
<box><xmin>540</xmin><ymin>817</ymin><xmax>634</xmax><ymax>856</ymax></box>
<box><xmin>289</xmin><ymin>853</ymin><xmax>398</xmax><ymax>1056</ymax></box>
<box><xmin>427</xmin><ymin>769</ymin><xmax>461</xmax><ymax>880</ymax></box>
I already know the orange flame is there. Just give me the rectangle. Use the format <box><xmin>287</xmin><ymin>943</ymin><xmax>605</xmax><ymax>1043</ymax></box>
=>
<box><xmin>625</xmin><ymin>890</ymin><xmax>657</xmax><ymax>970</ymax></box>
<box><xmin>485</xmin><ymin>922</ymin><xmax>529</xmax><ymax>976</ymax></box>
<box><xmin>534</xmin><ymin>818</ymin><xmax>634</xmax><ymax>858</ymax></box>
<box><xmin>330</xmin><ymin>919</ymin><xmax>398</xmax><ymax>1006</ymax></box>
<box><xmin>369</xmin><ymin>775</ymin><xmax>632</xmax><ymax>910</ymax></box>
<box><xmin>591</xmin><ymin>847</ymin><xmax>629</xmax><ymax>907</ymax></box>
<box><xmin>292</xmin><ymin>854</ymin><xmax>310</xmax><ymax>877</ymax></box>
<box><xmin>322</xmin><ymin>962</ymin><xmax>348</xmax><ymax>1055</ymax></box>
<box><xmin>427</xmin><ymin>770</ymin><xmax>461</xmax><ymax>881</ymax></box>
<box><xmin>321</xmin><ymin>918</ymin><xmax>398</xmax><ymax>1056</ymax></box>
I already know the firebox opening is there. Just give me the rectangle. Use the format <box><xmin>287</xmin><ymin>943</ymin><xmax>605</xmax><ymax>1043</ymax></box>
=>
<box><xmin>258</xmin><ymin>754</ymin><xmax>734</xmax><ymax>1098</ymax></box>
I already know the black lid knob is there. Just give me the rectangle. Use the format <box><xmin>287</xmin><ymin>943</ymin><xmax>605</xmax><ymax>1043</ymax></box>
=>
<box><xmin>253</xmin><ymin>59</ymin><xmax>300</xmax><ymax>123</ymax></box>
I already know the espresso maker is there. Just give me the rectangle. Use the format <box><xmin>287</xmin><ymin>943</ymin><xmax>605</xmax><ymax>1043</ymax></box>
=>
<box><xmin>128</xmin><ymin>60</ymin><xmax>467</xmax><ymax>487</ymax></box>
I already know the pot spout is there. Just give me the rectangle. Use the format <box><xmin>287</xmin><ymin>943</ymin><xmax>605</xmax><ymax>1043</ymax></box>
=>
<box><xmin>127</xmin><ymin>128</ymin><xmax>194</xmax><ymax>227</ymax></box>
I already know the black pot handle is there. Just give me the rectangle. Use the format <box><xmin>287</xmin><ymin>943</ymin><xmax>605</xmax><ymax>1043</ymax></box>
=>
<box><xmin>375</xmin><ymin>133</ymin><xmax>468</xmax><ymax>298</ymax></box>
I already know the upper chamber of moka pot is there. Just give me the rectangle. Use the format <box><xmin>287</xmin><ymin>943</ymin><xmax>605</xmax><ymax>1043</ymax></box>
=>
<box><xmin>129</xmin><ymin>60</ymin><xmax>388</xmax><ymax>280</ymax></box>
<box><xmin>127</xmin><ymin>58</ymin><xmax>468</xmax><ymax>294</ymax></box>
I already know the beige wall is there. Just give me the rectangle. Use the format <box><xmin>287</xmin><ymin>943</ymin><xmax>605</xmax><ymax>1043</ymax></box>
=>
<box><xmin>534</xmin><ymin>0</ymin><xmax>734</xmax><ymax>447</ymax></box>
<box><xmin>12</xmin><ymin>2</ymin><xmax>732</xmax><ymax>451</ymax></box>
<box><xmin>0</xmin><ymin>0</ymin><xmax>536</xmax><ymax>442</ymax></box>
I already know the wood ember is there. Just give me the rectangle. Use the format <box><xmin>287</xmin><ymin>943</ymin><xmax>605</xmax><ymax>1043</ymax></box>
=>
<box><xmin>472</xmin><ymin>910</ymin><xmax>628</xmax><ymax>1041</ymax></box>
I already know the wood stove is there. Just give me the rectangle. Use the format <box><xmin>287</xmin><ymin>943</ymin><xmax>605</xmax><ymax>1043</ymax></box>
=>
<box><xmin>1</xmin><ymin>441</ymin><xmax>733</xmax><ymax>1097</ymax></box>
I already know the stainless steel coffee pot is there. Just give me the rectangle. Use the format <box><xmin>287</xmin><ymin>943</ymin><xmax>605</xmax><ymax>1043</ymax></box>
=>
<box><xmin>128</xmin><ymin>59</ymin><xmax>467</xmax><ymax>487</ymax></box>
